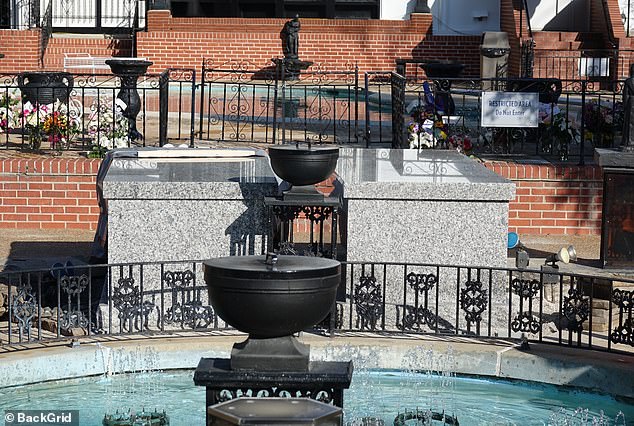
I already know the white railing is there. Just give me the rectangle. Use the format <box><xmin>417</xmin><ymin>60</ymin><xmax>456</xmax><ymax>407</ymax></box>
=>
<box><xmin>11</xmin><ymin>0</ymin><xmax>146</xmax><ymax>30</ymax></box>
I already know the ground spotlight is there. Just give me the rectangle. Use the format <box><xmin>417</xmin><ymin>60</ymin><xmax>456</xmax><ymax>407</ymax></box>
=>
<box><xmin>545</xmin><ymin>245</ymin><xmax>577</xmax><ymax>266</ymax></box>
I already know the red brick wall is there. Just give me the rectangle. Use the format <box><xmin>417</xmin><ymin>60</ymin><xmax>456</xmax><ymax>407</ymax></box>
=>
<box><xmin>485</xmin><ymin>162</ymin><xmax>603</xmax><ymax>236</ymax></box>
<box><xmin>43</xmin><ymin>37</ymin><xmax>133</xmax><ymax>71</ymax></box>
<box><xmin>499</xmin><ymin>0</ymin><xmax>522</xmax><ymax>76</ymax></box>
<box><xmin>0</xmin><ymin>30</ymin><xmax>41</xmax><ymax>73</ymax></box>
<box><xmin>0</xmin><ymin>158</ymin><xmax>100</xmax><ymax>231</ymax></box>
<box><xmin>137</xmin><ymin>11</ymin><xmax>482</xmax><ymax>76</ymax></box>
<box><xmin>0</xmin><ymin>158</ymin><xmax>603</xmax><ymax>237</ymax></box>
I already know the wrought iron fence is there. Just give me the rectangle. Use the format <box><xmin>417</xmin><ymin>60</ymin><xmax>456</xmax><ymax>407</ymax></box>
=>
<box><xmin>198</xmin><ymin>59</ymin><xmax>361</xmax><ymax>145</ymax></box>
<box><xmin>0</xmin><ymin>68</ymin><xmax>195</xmax><ymax>153</ymax></box>
<box><xmin>526</xmin><ymin>49</ymin><xmax>634</xmax><ymax>81</ymax></box>
<box><xmin>366</xmin><ymin>72</ymin><xmax>626</xmax><ymax>164</ymax></box>
<box><xmin>1</xmin><ymin>259</ymin><xmax>633</xmax><ymax>354</ymax></box>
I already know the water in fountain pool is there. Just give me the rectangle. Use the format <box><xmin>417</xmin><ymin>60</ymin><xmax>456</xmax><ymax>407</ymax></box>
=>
<box><xmin>1</xmin><ymin>369</ymin><xmax>632</xmax><ymax>425</ymax></box>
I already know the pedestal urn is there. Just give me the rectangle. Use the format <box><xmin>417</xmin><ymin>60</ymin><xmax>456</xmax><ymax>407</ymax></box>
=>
<box><xmin>106</xmin><ymin>59</ymin><xmax>153</xmax><ymax>141</ymax></box>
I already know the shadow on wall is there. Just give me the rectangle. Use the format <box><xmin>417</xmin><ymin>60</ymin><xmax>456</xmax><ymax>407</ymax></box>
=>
<box><xmin>526</xmin><ymin>0</ymin><xmax>591</xmax><ymax>32</ymax></box>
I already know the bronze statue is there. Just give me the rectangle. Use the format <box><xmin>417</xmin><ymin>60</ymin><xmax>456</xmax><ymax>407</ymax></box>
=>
<box><xmin>622</xmin><ymin>63</ymin><xmax>634</xmax><ymax>151</ymax></box>
<box><xmin>281</xmin><ymin>16</ymin><xmax>301</xmax><ymax>60</ymax></box>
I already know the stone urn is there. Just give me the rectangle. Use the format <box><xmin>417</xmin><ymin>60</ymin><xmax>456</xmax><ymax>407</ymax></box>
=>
<box><xmin>17</xmin><ymin>72</ymin><xmax>74</xmax><ymax>105</ymax></box>
<box><xmin>203</xmin><ymin>253</ymin><xmax>341</xmax><ymax>371</ymax></box>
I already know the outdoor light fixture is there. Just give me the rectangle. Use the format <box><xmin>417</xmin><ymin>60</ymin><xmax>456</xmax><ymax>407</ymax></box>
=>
<box><xmin>508</xmin><ymin>232</ymin><xmax>530</xmax><ymax>269</ymax></box>
<box><xmin>545</xmin><ymin>245</ymin><xmax>577</xmax><ymax>267</ymax></box>
<box><xmin>541</xmin><ymin>245</ymin><xmax>577</xmax><ymax>285</ymax></box>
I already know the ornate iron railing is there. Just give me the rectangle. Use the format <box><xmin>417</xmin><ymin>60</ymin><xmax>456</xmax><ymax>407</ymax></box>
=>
<box><xmin>366</xmin><ymin>73</ymin><xmax>626</xmax><ymax>164</ymax></box>
<box><xmin>198</xmin><ymin>59</ymin><xmax>360</xmax><ymax>145</ymax></box>
<box><xmin>0</xmin><ymin>68</ymin><xmax>195</xmax><ymax>152</ymax></box>
<box><xmin>1</xmin><ymin>259</ymin><xmax>633</xmax><ymax>354</ymax></box>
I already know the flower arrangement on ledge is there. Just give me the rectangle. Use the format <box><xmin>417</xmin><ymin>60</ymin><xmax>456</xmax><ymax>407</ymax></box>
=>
<box><xmin>0</xmin><ymin>89</ymin><xmax>82</xmax><ymax>151</ymax></box>
<box><xmin>0</xmin><ymin>88</ymin><xmax>21</xmax><ymax>132</ymax></box>
<box><xmin>407</xmin><ymin>102</ymin><xmax>474</xmax><ymax>155</ymax></box>
<box><xmin>538</xmin><ymin>102</ymin><xmax>579</xmax><ymax>160</ymax></box>
<box><xmin>407</xmin><ymin>103</ymin><xmax>447</xmax><ymax>149</ymax></box>
<box><xmin>20</xmin><ymin>101</ymin><xmax>81</xmax><ymax>151</ymax></box>
<box><xmin>582</xmin><ymin>99</ymin><xmax>622</xmax><ymax>148</ymax></box>
<box><xmin>86</xmin><ymin>97</ymin><xmax>129</xmax><ymax>158</ymax></box>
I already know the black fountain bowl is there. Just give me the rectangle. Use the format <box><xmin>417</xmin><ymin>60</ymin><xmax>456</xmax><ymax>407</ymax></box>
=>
<box><xmin>105</xmin><ymin>59</ymin><xmax>153</xmax><ymax>75</ymax></box>
<box><xmin>268</xmin><ymin>145</ymin><xmax>339</xmax><ymax>186</ymax></box>
<box><xmin>203</xmin><ymin>255</ymin><xmax>341</xmax><ymax>338</ymax></box>
<box><xmin>420</xmin><ymin>61</ymin><xmax>465</xmax><ymax>78</ymax></box>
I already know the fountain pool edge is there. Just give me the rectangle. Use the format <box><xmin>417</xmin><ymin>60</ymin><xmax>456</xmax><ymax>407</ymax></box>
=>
<box><xmin>0</xmin><ymin>334</ymin><xmax>632</xmax><ymax>400</ymax></box>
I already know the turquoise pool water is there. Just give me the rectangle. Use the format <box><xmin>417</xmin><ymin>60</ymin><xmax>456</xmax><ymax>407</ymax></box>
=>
<box><xmin>0</xmin><ymin>370</ymin><xmax>631</xmax><ymax>426</ymax></box>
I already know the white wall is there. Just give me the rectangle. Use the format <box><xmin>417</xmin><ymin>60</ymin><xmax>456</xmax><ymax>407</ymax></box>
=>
<box><xmin>380</xmin><ymin>0</ymin><xmax>500</xmax><ymax>35</ymax></box>
<box><xmin>525</xmin><ymin>0</ymin><xmax>589</xmax><ymax>31</ymax></box>
<box><xmin>380</xmin><ymin>0</ymin><xmax>412</xmax><ymax>20</ymax></box>
<box><xmin>431</xmin><ymin>0</ymin><xmax>500</xmax><ymax>35</ymax></box>
<box><xmin>619</xmin><ymin>0</ymin><xmax>634</xmax><ymax>35</ymax></box>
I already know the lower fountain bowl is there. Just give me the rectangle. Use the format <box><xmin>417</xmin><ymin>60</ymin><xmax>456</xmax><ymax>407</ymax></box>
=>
<box><xmin>203</xmin><ymin>255</ymin><xmax>341</xmax><ymax>338</ymax></box>
<box><xmin>268</xmin><ymin>145</ymin><xmax>339</xmax><ymax>186</ymax></box>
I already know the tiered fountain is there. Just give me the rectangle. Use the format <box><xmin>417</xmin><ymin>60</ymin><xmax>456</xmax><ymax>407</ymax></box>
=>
<box><xmin>195</xmin><ymin>145</ymin><xmax>351</xmax><ymax>424</ymax></box>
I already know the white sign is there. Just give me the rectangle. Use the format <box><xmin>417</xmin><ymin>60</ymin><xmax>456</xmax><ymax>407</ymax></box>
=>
<box><xmin>481</xmin><ymin>92</ymin><xmax>539</xmax><ymax>128</ymax></box>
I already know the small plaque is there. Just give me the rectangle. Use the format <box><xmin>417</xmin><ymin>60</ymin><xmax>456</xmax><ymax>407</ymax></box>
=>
<box><xmin>481</xmin><ymin>91</ymin><xmax>538</xmax><ymax>128</ymax></box>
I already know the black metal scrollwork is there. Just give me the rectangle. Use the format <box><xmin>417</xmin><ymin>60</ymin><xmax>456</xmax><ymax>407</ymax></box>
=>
<box><xmin>354</xmin><ymin>274</ymin><xmax>383</xmax><ymax>331</ymax></box>
<box><xmin>562</xmin><ymin>286</ymin><xmax>589</xmax><ymax>333</ymax></box>
<box><xmin>112</xmin><ymin>276</ymin><xmax>157</xmax><ymax>332</ymax></box>
<box><xmin>511</xmin><ymin>277</ymin><xmax>541</xmax><ymax>334</ymax></box>
<box><xmin>511</xmin><ymin>312</ymin><xmax>541</xmax><ymax>334</ymax></box>
<box><xmin>399</xmin><ymin>272</ymin><xmax>437</xmax><ymax>331</ymax></box>
<box><xmin>11</xmin><ymin>282</ymin><xmax>38</xmax><ymax>339</ymax></box>
<box><xmin>163</xmin><ymin>270</ymin><xmax>214</xmax><ymax>329</ymax></box>
<box><xmin>213</xmin><ymin>388</ymin><xmax>334</xmax><ymax>404</ymax></box>
<box><xmin>511</xmin><ymin>278</ymin><xmax>541</xmax><ymax>298</ymax></box>
<box><xmin>611</xmin><ymin>289</ymin><xmax>634</xmax><ymax>346</ymax></box>
<box><xmin>59</xmin><ymin>275</ymin><xmax>89</xmax><ymax>330</ymax></box>
<box><xmin>460</xmin><ymin>280</ymin><xmax>488</xmax><ymax>325</ymax></box>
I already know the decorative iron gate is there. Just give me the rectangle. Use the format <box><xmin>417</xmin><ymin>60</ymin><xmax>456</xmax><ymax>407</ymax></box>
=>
<box><xmin>198</xmin><ymin>59</ymin><xmax>360</xmax><ymax>145</ymax></box>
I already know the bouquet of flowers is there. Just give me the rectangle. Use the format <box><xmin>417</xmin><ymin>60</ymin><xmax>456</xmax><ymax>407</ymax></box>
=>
<box><xmin>87</xmin><ymin>97</ymin><xmax>129</xmax><ymax>158</ymax></box>
<box><xmin>539</xmin><ymin>103</ymin><xmax>580</xmax><ymax>160</ymax></box>
<box><xmin>20</xmin><ymin>100</ymin><xmax>81</xmax><ymax>151</ymax></box>
<box><xmin>0</xmin><ymin>88</ymin><xmax>22</xmax><ymax>132</ymax></box>
<box><xmin>447</xmin><ymin>131</ymin><xmax>474</xmax><ymax>155</ymax></box>
<box><xmin>408</xmin><ymin>104</ymin><xmax>447</xmax><ymax>149</ymax></box>
<box><xmin>582</xmin><ymin>100</ymin><xmax>615</xmax><ymax>135</ymax></box>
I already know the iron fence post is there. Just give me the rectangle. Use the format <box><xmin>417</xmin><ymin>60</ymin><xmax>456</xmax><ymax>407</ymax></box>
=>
<box><xmin>364</xmin><ymin>72</ymin><xmax>370</xmax><ymax>148</ymax></box>
<box><xmin>198</xmin><ymin>59</ymin><xmax>206</xmax><ymax>139</ymax></box>
<box><xmin>158</xmin><ymin>69</ymin><xmax>169</xmax><ymax>146</ymax></box>
<box><xmin>272</xmin><ymin>61</ymin><xmax>280</xmax><ymax>145</ymax></box>
<box><xmin>354</xmin><ymin>63</ymin><xmax>359</xmax><ymax>144</ymax></box>
<box><xmin>189</xmin><ymin>69</ymin><xmax>196</xmax><ymax>147</ymax></box>
<box><xmin>579</xmin><ymin>80</ymin><xmax>586</xmax><ymax>166</ymax></box>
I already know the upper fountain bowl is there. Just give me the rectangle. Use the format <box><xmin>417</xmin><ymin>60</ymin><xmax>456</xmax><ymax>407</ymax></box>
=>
<box><xmin>268</xmin><ymin>145</ymin><xmax>339</xmax><ymax>186</ymax></box>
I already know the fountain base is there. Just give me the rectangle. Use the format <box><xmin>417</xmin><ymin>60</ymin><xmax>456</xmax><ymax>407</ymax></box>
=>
<box><xmin>231</xmin><ymin>335</ymin><xmax>310</xmax><ymax>371</ymax></box>
<box><xmin>194</xmin><ymin>358</ymin><xmax>353</xmax><ymax>424</ymax></box>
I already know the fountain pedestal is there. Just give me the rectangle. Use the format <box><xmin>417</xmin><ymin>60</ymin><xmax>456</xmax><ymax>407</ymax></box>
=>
<box><xmin>106</xmin><ymin>59</ymin><xmax>153</xmax><ymax>141</ymax></box>
<box><xmin>194</xmin><ymin>358</ymin><xmax>353</xmax><ymax>409</ymax></box>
